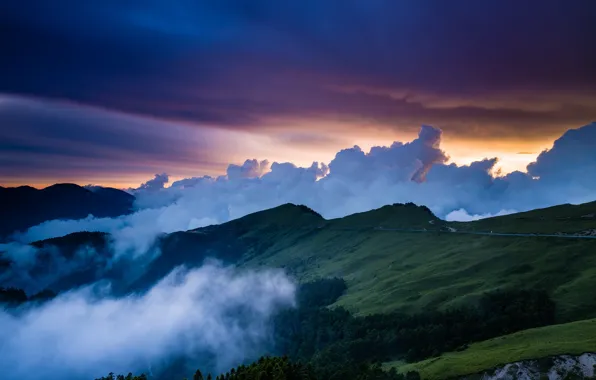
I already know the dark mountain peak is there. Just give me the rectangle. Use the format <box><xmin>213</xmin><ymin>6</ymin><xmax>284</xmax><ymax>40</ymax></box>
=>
<box><xmin>218</xmin><ymin>203</ymin><xmax>325</xmax><ymax>231</ymax></box>
<box><xmin>275</xmin><ymin>203</ymin><xmax>323</xmax><ymax>217</ymax></box>
<box><xmin>43</xmin><ymin>183</ymin><xmax>88</xmax><ymax>191</ymax></box>
<box><xmin>0</xmin><ymin>185</ymin><xmax>37</xmax><ymax>194</ymax></box>
<box><xmin>0</xmin><ymin>185</ymin><xmax>36</xmax><ymax>190</ymax></box>
<box><xmin>331</xmin><ymin>202</ymin><xmax>440</xmax><ymax>229</ymax></box>
<box><xmin>256</xmin><ymin>203</ymin><xmax>324</xmax><ymax>221</ymax></box>
<box><xmin>386</xmin><ymin>202</ymin><xmax>436</xmax><ymax>216</ymax></box>
<box><xmin>0</xmin><ymin>184</ymin><xmax>135</xmax><ymax>239</ymax></box>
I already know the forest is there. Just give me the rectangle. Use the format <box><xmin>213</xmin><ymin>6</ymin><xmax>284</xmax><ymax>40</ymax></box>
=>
<box><xmin>95</xmin><ymin>355</ymin><xmax>418</xmax><ymax>380</ymax></box>
<box><xmin>87</xmin><ymin>277</ymin><xmax>555</xmax><ymax>380</ymax></box>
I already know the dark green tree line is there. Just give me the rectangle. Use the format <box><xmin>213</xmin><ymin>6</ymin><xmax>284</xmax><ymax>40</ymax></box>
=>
<box><xmin>273</xmin><ymin>280</ymin><xmax>556</xmax><ymax>364</ymax></box>
<box><xmin>0</xmin><ymin>286</ymin><xmax>56</xmax><ymax>306</ymax></box>
<box><xmin>96</xmin><ymin>278</ymin><xmax>555</xmax><ymax>380</ymax></box>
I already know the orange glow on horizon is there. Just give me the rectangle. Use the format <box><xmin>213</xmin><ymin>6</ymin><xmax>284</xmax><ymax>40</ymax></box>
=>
<box><xmin>0</xmin><ymin>123</ymin><xmax>556</xmax><ymax>189</ymax></box>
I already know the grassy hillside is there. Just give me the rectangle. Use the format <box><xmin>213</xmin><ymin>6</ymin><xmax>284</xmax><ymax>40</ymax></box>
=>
<box><xmin>22</xmin><ymin>202</ymin><xmax>596</xmax><ymax>322</ymax></box>
<box><xmin>385</xmin><ymin>318</ymin><xmax>596</xmax><ymax>379</ymax></box>
<box><xmin>7</xmin><ymin>201</ymin><xmax>596</xmax><ymax>378</ymax></box>
<box><xmin>451</xmin><ymin>201</ymin><xmax>596</xmax><ymax>234</ymax></box>
<box><xmin>226</xmin><ymin>204</ymin><xmax>596</xmax><ymax>322</ymax></box>
<box><xmin>4</xmin><ymin>200</ymin><xmax>593</xmax><ymax>380</ymax></box>
<box><xmin>328</xmin><ymin>203</ymin><xmax>441</xmax><ymax>229</ymax></box>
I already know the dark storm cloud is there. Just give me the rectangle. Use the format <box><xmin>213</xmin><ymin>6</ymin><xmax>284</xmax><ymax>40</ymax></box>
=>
<box><xmin>0</xmin><ymin>96</ymin><xmax>219</xmax><ymax>180</ymax></box>
<box><xmin>2</xmin><ymin>0</ymin><xmax>596</xmax><ymax>139</ymax></box>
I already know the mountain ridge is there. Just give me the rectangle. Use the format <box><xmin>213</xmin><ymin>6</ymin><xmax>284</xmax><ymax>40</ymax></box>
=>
<box><xmin>4</xmin><ymin>200</ymin><xmax>594</xmax><ymax>319</ymax></box>
<box><xmin>0</xmin><ymin>183</ymin><xmax>135</xmax><ymax>239</ymax></box>
<box><xmin>3</xmin><ymin>200</ymin><xmax>596</xmax><ymax>379</ymax></box>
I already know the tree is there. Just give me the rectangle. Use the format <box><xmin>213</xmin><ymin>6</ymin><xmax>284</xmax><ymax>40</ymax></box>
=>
<box><xmin>193</xmin><ymin>369</ymin><xmax>204</xmax><ymax>380</ymax></box>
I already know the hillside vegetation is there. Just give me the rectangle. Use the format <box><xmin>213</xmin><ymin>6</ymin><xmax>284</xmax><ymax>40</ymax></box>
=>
<box><xmin>6</xmin><ymin>201</ymin><xmax>596</xmax><ymax>379</ymax></box>
<box><xmin>230</xmin><ymin>203</ymin><xmax>596</xmax><ymax>322</ymax></box>
<box><xmin>451</xmin><ymin>200</ymin><xmax>596</xmax><ymax>234</ymax></box>
<box><xmin>386</xmin><ymin>318</ymin><xmax>596</xmax><ymax>380</ymax></box>
<box><xmin>20</xmin><ymin>201</ymin><xmax>596</xmax><ymax>321</ymax></box>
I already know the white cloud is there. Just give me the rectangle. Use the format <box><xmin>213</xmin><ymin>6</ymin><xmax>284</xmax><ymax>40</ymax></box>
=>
<box><xmin>13</xmin><ymin>208</ymin><xmax>218</xmax><ymax>257</ymax></box>
<box><xmin>137</xmin><ymin>173</ymin><xmax>170</xmax><ymax>191</ymax></box>
<box><xmin>445</xmin><ymin>209</ymin><xmax>518</xmax><ymax>222</ymax></box>
<box><xmin>0</xmin><ymin>262</ymin><xmax>295</xmax><ymax>380</ymax></box>
<box><xmin>10</xmin><ymin>123</ymin><xmax>596</xmax><ymax>249</ymax></box>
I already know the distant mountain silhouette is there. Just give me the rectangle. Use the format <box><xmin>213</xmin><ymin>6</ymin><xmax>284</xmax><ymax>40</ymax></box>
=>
<box><xmin>0</xmin><ymin>183</ymin><xmax>134</xmax><ymax>238</ymax></box>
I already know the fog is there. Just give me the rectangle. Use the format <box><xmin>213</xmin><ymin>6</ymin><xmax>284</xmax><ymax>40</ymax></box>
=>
<box><xmin>0</xmin><ymin>261</ymin><xmax>295</xmax><ymax>380</ymax></box>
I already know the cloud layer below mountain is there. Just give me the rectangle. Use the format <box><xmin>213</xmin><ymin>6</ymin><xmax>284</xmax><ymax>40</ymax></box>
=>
<box><xmin>0</xmin><ymin>262</ymin><xmax>295</xmax><ymax>380</ymax></box>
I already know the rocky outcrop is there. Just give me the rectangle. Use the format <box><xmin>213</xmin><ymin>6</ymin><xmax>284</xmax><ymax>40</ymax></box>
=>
<box><xmin>462</xmin><ymin>353</ymin><xmax>596</xmax><ymax>380</ymax></box>
<box><xmin>555</xmin><ymin>229</ymin><xmax>596</xmax><ymax>236</ymax></box>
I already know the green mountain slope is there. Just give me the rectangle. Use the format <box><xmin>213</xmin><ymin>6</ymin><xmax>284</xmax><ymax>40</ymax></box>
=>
<box><xmin>221</xmin><ymin>203</ymin><xmax>596</xmax><ymax>321</ymax></box>
<box><xmin>248</xmin><ymin>229</ymin><xmax>596</xmax><ymax>320</ymax></box>
<box><xmin>386</xmin><ymin>318</ymin><xmax>596</xmax><ymax>379</ymax></box>
<box><xmin>450</xmin><ymin>201</ymin><xmax>596</xmax><ymax>234</ymax></box>
<box><xmin>22</xmin><ymin>201</ymin><xmax>596</xmax><ymax>322</ymax></box>
<box><xmin>6</xmin><ymin>201</ymin><xmax>596</xmax><ymax>378</ymax></box>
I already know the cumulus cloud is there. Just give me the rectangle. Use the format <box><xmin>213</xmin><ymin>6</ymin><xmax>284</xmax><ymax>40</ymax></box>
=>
<box><xmin>171</xmin><ymin>176</ymin><xmax>214</xmax><ymax>189</ymax></box>
<box><xmin>9</xmin><ymin>123</ymin><xmax>596</xmax><ymax>242</ymax></box>
<box><xmin>137</xmin><ymin>173</ymin><xmax>170</xmax><ymax>191</ymax></box>
<box><xmin>527</xmin><ymin>124</ymin><xmax>596</xmax><ymax>188</ymax></box>
<box><xmin>227</xmin><ymin>159</ymin><xmax>271</xmax><ymax>180</ymax></box>
<box><xmin>0</xmin><ymin>262</ymin><xmax>295</xmax><ymax>380</ymax></box>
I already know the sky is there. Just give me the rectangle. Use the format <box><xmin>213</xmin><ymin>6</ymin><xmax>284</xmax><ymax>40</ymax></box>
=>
<box><xmin>1</xmin><ymin>0</ymin><xmax>596</xmax><ymax>188</ymax></box>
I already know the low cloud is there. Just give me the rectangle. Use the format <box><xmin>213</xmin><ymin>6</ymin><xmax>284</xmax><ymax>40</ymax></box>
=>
<box><xmin>0</xmin><ymin>262</ymin><xmax>295</xmax><ymax>380</ymax></box>
<box><xmin>13</xmin><ymin>208</ymin><xmax>217</xmax><ymax>257</ymax></box>
<box><xmin>5</xmin><ymin>207</ymin><xmax>218</xmax><ymax>291</ymax></box>
<box><xmin>0</xmin><ymin>241</ymin><xmax>116</xmax><ymax>294</ymax></box>
<box><xmin>1</xmin><ymin>242</ymin><xmax>70</xmax><ymax>293</ymax></box>
<box><xmin>445</xmin><ymin>209</ymin><xmax>518</xmax><ymax>222</ymax></box>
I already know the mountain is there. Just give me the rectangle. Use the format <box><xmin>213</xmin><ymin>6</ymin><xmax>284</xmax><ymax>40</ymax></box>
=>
<box><xmin>0</xmin><ymin>183</ymin><xmax>135</xmax><ymax>239</ymax></box>
<box><xmin>21</xmin><ymin>201</ymin><xmax>596</xmax><ymax>321</ymax></box>
<box><xmin>4</xmin><ymin>201</ymin><xmax>596</xmax><ymax>379</ymax></box>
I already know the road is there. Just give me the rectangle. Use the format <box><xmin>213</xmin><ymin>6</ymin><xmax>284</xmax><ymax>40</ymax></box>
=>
<box><xmin>376</xmin><ymin>227</ymin><xmax>596</xmax><ymax>239</ymax></box>
<box><xmin>317</xmin><ymin>226</ymin><xmax>596</xmax><ymax>239</ymax></box>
